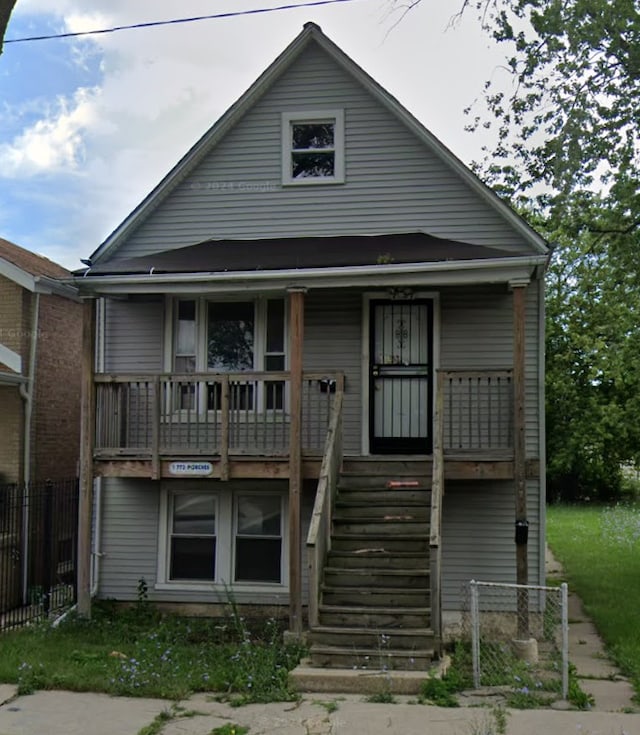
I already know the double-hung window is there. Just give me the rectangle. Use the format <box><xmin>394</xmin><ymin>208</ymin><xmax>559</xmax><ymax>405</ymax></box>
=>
<box><xmin>282</xmin><ymin>110</ymin><xmax>344</xmax><ymax>185</ymax></box>
<box><xmin>160</xmin><ymin>487</ymin><xmax>286</xmax><ymax>589</ymax></box>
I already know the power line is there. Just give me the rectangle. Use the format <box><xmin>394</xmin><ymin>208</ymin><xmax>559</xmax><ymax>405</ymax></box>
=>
<box><xmin>4</xmin><ymin>0</ymin><xmax>361</xmax><ymax>44</ymax></box>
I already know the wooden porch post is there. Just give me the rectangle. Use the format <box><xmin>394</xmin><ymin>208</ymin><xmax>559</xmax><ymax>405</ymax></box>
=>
<box><xmin>288</xmin><ymin>288</ymin><xmax>306</xmax><ymax>635</ymax></box>
<box><xmin>511</xmin><ymin>281</ymin><xmax>529</xmax><ymax>637</ymax></box>
<box><xmin>77</xmin><ymin>298</ymin><xmax>96</xmax><ymax>618</ymax></box>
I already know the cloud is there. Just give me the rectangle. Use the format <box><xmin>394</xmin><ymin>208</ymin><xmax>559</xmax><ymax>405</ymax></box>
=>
<box><xmin>0</xmin><ymin>86</ymin><xmax>100</xmax><ymax>176</ymax></box>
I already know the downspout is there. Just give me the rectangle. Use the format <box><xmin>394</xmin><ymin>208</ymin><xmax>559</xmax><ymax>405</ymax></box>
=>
<box><xmin>91</xmin><ymin>298</ymin><xmax>106</xmax><ymax>597</ymax></box>
<box><xmin>18</xmin><ymin>292</ymin><xmax>40</xmax><ymax>605</ymax></box>
<box><xmin>90</xmin><ymin>477</ymin><xmax>102</xmax><ymax>596</ymax></box>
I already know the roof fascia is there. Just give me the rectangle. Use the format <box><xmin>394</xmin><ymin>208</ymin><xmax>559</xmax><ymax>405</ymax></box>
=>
<box><xmin>89</xmin><ymin>25</ymin><xmax>318</xmax><ymax>266</ymax></box>
<box><xmin>0</xmin><ymin>257</ymin><xmax>35</xmax><ymax>291</ymax></box>
<box><xmin>74</xmin><ymin>254</ymin><xmax>547</xmax><ymax>295</ymax></box>
<box><xmin>34</xmin><ymin>276</ymin><xmax>81</xmax><ymax>301</ymax></box>
<box><xmin>309</xmin><ymin>31</ymin><xmax>549</xmax><ymax>256</ymax></box>
<box><xmin>0</xmin><ymin>343</ymin><xmax>22</xmax><ymax>374</ymax></box>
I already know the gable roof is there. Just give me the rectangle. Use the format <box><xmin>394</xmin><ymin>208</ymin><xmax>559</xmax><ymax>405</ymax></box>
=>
<box><xmin>0</xmin><ymin>237</ymin><xmax>70</xmax><ymax>279</ymax></box>
<box><xmin>89</xmin><ymin>23</ymin><xmax>548</xmax><ymax>266</ymax></box>
<box><xmin>0</xmin><ymin>237</ymin><xmax>78</xmax><ymax>299</ymax></box>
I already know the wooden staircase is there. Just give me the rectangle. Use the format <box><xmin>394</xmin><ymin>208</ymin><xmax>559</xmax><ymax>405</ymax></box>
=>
<box><xmin>308</xmin><ymin>462</ymin><xmax>437</xmax><ymax>669</ymax></box>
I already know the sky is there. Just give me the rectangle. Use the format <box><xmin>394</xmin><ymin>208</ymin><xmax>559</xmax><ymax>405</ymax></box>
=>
<box><xmin>0</xmin><ymin>0</ymin><xmax>510</xmax><ymax>270</ymax></box>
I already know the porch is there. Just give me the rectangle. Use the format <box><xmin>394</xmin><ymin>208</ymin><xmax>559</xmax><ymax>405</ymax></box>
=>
<box><xmin>92</xmin><ymin>369</ymin><xmax>518</xmax><ymax>480</ymax></box>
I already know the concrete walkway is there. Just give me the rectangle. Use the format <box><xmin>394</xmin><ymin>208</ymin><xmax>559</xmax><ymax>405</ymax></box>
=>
<box><xmin>0</xmin><ymin>550</ymin><xmax>637</xmax><ymax>734</ymax></box>
<box><xmin>545</xmin><ymin>546</ymin><xmax>637</xmax><ymax>713</ymax></box>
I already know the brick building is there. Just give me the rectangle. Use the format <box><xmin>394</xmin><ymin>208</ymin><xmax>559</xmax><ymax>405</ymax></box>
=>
<box><xmin>0</xmin><ymin>238</ymin><xmax>81</xmax><ymax>484</ymax></box>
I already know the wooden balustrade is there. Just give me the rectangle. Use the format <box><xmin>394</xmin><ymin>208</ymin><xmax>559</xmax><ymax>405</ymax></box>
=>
<box><xmin>94</xmin><ymin>371</ymin><xmax>344</xmax><ymax>461</ymax></box>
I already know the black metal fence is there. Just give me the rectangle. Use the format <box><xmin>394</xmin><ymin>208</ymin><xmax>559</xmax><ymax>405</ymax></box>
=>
<box><xmin>0</xmin><ymin>479</ymin><xmax>78</xmax><ymax>630</ymax></box>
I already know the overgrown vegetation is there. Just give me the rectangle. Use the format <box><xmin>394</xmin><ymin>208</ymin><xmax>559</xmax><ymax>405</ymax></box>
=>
<box><xmin>0</xmin><ymin>599</ymin><xmax>305</xmax><ymax>703</ymax></box>
<box><xmin>548</xmin><ymin>504</ymin><xmax>640</xmax><ymax>701</ymax></box>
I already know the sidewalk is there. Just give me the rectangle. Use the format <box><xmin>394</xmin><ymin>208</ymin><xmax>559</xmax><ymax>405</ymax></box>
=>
<box><xmin>545</xmin><ymin>545</ymin><xmax>637</xmax><ymax>712</ymax></box>
<box><xmin>0</xmin><ymin>551</ymin><xmax>637</xmax><ymax>734</ymax></box>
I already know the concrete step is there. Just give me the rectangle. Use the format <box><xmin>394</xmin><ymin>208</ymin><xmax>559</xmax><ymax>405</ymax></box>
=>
<box><xmin>326</xmin><ymin>550</ymin><xmax>428</xmax><ymax>570</ymax></box>
<box><xmin>318</xmin><ymin>604</ymin><xmax>431</xmax><ymax>628</ymax></box>
<box><xmin>323</xmin><ymin>567</ymin><xmax>429</xmax><ymax>589</ymax></box>
<box><xmin>321</xmin><ymin>585</ymin><xmax>430</xmax><ymax>607</ymax></box>
<box><xmin>330</xmin><ymin>534</ymin><xmax>429</xmax><ymax>553</ymax></box>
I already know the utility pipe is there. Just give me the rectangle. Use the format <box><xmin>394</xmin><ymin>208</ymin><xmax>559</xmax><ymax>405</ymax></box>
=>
<box><xmin>18</xmin><ymin>292</ymin><xmax>40</xmax><ymax>605</ymax></box>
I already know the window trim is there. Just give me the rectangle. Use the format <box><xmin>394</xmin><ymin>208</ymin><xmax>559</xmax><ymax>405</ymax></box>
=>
<box><xmin>281</xmin><ymin>110</ymin><xmax>345</xmax><ymax>186</ymax></box>
<box><xmin>157</xmin><ymin>483</ymin><xmax>288</xmax><ymax>592</ymax></box>
<box><xmin>164</xmin><ymin>296</ymin><xmax>289</xmax><ymax>415</ymax></box>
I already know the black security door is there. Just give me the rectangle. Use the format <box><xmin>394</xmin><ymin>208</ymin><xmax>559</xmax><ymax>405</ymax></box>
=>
<box><xmin>369</xmin><ymin>299</ymin><xmax>433</xmax><ymax>454</ymax></box>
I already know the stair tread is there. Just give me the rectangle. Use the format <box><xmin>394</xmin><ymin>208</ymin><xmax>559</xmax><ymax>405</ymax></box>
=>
<box><xmin>319</xmin><ymin>604</ymin><xmax>431</xmax><ymax>613</ymax></box>
<box><xmin>324</xmin><ymin>566</ymin><xmax>428</xmax><ymax>574</ymax></box>
<box><xmin>312</xmin><ymin>624</ymin><xmax>433</xmax><ymax>634</ymax></box>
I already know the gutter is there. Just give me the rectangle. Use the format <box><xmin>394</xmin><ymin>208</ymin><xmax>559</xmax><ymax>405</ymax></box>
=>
<box><xmin>72</xmin><ymin>254</ymin><xmax>549</xmax><ymax>295</ymax></box>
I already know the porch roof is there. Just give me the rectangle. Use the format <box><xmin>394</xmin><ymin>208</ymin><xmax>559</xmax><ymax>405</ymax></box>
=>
<box><xmin>79</xmin><ymin>232</ymin><xmax>518</xmax><ymax>277</ymax></box>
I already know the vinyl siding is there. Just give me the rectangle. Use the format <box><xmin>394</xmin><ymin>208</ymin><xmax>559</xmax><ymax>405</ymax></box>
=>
<box><xmin>113</xmin><ymin>42</ymin><xmax>534</xmax><ymax>260</ymax></box>
<box><xmin>97</xmin><ymin>477</ymin><xmax>315</xmax><ymax>607</ymax></box>
<box><xmin>441</xmin><ymin>478</ymin><xmax>542</xmax><ymax>610</ymax></box>
<box><xmin>304</xmin><ymin>289</ymin><xmax>361</xmax><ymax>454</ymax></box>
<box><xmin>103</xmin><ymin>298</ymin><xmax>164</xmax><ymax>372</ymax></box>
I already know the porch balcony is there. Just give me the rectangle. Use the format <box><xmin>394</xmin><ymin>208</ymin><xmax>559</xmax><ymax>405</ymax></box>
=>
<box><xmin>92</xmin><ymin>369</ymin><xmax>518</xmax><ymax>480</ymax></box>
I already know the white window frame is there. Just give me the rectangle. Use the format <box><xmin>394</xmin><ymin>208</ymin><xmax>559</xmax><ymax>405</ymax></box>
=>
<box><xmin>233</xmin><ymin>491</ymin><xmax>286</xmax><ymax>585</ymax></box>
<box><xmin>164</xmin><ymin>296</ymin><xmax>288</xmax><ymax>415</ymax></box>
<box><xmin>156</xmin><ymin>483</ymin><xmax>288</xmax><ymax>593</ymax></box>
<box><xmin>281</xmin><ymin>110</ymin><xmax>345</xmax><ymax>186</ymax></box>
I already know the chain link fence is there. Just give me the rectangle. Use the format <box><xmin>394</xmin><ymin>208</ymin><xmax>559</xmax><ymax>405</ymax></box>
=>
<box><xmin>461</xmin><ymin>580</ymin><xmax>569</xmax><ymax>699</ymax></box>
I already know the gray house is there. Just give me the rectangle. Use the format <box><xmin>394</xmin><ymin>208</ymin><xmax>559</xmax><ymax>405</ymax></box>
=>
<box><xmin>75</xmin><ymin>23</ymin><xmax>548</xmax><ymax>667</ymax></box>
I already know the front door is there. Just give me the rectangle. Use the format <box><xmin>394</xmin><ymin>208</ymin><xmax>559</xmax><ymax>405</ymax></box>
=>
<box><xmin>369</xmin><ymin>299</ymin><xmax>433</xmax><ymax>454</ymax></box>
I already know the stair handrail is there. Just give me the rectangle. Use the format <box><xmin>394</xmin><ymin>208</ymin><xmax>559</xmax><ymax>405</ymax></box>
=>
<box><xmin>306</xmin><ymin>376</ymin><xmax>344</xmax><ymax>628</ymax></box>
<box><xmin>430</xmin><ymin>370</ymin><xmax>445</xmax><ymax>654</ymax></box>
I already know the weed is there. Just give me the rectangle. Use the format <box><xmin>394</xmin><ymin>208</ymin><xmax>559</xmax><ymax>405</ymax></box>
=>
<box><xmin>418</xmin><ymin>677</ymin><xmax>460</xmax><ymax>707</ymax></box>
<box><xmin>0</xmin><ymin>600</ymin><xmax>305</xmax><ymax>704</ymax></box>
<box><xmin>365</xmin><ymin>691</ymin><xmax>397</xmax><ymax>704</ymax></box>
<box><xmin>210</xmin><ymin>725</ymin><xmax>249</xmax><ymax>735</ymax></box>
<box><xmin>567</xmin><ymin>664</ymin><xmax>595</xmax><ymax>710</ymax></box>
<box><xmin>467</xmin><ymin>705</ymin><xmax>509</xmax><ymax>735</ymax></box>
<box><xmin>137</xmin><ymin>708</ymin><xmax>174</xmax><ymax>735</ymax></box>
<box><xmin>313</xmin><ymin>699</ymin><xmax>341</xmax><ymax>713</ymax></box>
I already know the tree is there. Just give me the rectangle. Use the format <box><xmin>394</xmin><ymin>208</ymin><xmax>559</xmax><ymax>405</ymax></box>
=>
<box><xmin>0</xmin><ymin>0</ymin><xmax>18</xmax><ymax>55</ymax></box>
<box><xmin>391</xmin><ymin>0</ymin><xmax>640</xmax><ymax>497</ymax></box>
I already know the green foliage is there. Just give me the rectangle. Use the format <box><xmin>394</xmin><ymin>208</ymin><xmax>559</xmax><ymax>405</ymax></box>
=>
<box><xmin>391</xmin><ymin>0</ymin><xmax>640</xmax><ymax>500</ymax></box>
<box><xmin>418</xmin><ymin>677</ymin><xmax>460</xmax><ymax>707</ymax></box>
<box><xmin>0</xmin><ymin>601</ymin><xmax>305</xmax><ymax>704</ymax></box>
<box><xmin>567</xmin><ymin>664</ymin><xmax>595</xmax><ymax>710</ymax></box>
<box><xmin>548</xmin><ymin>505</ymin><xmax>640</xmax><ymax>700</ymax></box>
<box><xmin>365</xmin><ymin>690</ymin><xmax>397</xmax><ymax>703</ymax></box>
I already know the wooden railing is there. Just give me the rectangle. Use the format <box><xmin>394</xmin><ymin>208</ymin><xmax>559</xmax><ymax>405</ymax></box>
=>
<box><xmin>94</xmin><ymin>371</ymin><xmax>344</xmax><ymax>460</ymax></box>
<box><xmin>440</xmin><ymin>369</ymin><xmax>514</xmax><ymax>454</ymax></box>
<box><xmin>306</xmin><ymin>380</ymin><xmax>344</xmax><ymax>628</ymax></box>
<box><xmin>430</xmin><ymin>371</ymin><xmax>445</xmax><ymax>653</ymax></box>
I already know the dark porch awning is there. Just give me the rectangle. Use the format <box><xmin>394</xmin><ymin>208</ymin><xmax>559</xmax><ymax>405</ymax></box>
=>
<box><xmin>81</xmin><ymin>232</ymin><xmax>519</xmax><ymax>276</ymax></box>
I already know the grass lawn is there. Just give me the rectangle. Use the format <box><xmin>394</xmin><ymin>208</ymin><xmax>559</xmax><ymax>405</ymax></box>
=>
<box><xmin>0</xmin><ymin>601</ymin><xmax>305</xmax><ymax>703</ymax></box>
<box><xmin>547</xmin><ymin>503</ymin><xmax>640</xmax><ymax>699</ymax></box>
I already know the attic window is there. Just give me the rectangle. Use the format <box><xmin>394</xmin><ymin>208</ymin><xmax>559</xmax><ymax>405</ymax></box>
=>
<box><xmin>282</xmin><ymin>110</ymin><xmax>344</xmax><ymax>185</ymax></box>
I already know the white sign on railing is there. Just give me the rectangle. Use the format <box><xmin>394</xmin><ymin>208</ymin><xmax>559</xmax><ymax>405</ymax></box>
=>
<box><xmin>168</xmin><ymin>461</ymin><xmax>214</xmax><ymax>476</ymax></box>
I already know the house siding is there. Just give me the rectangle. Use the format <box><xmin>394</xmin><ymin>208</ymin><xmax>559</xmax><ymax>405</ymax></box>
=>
<box><xmin>112</xmin><ymin>42</ymin><xmax>534</xmax><ymax>261</ymax></box>
<box><xmin>441</xmin><ymin>478</ymin><xmax>542</xmax><ymax>610</ymax></box>
<box><xmin>103</xmin><ymin>297</ymin><xmax>164</xmax><ymax>372</ymax></box>
<box><xmin>98</xmin><ymin>476</ymin><xmax>315</xmax><ymax>607</ymax></box>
